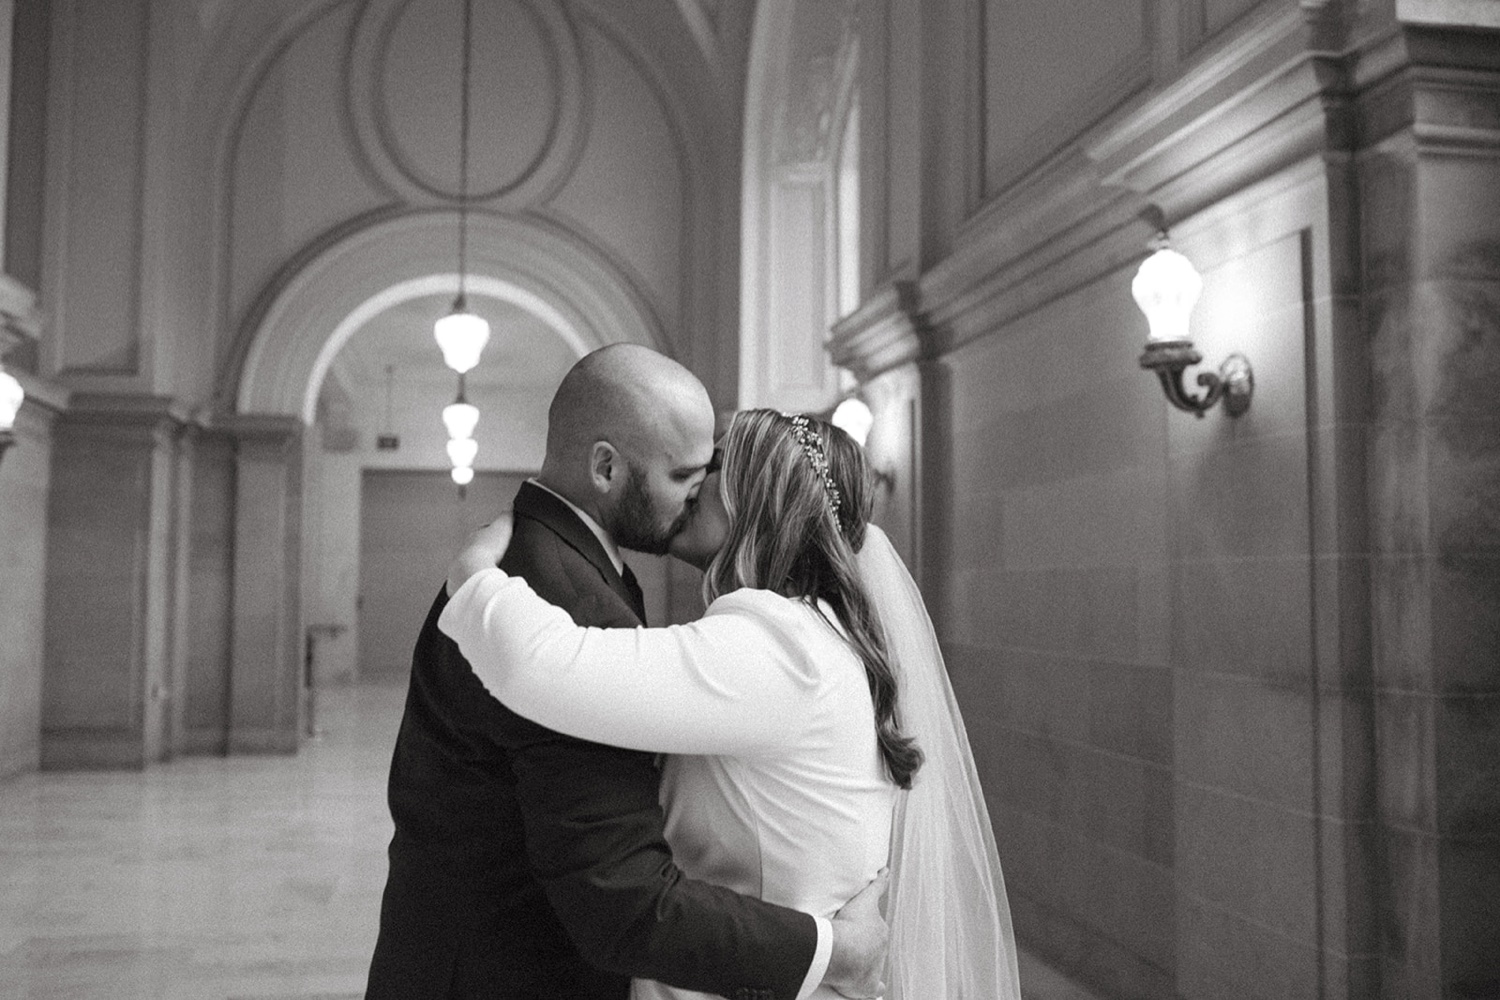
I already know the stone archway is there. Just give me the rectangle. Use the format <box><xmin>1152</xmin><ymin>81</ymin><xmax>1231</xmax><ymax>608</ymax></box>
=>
<box><xmin>214</xmin><ymin>209</ymin><xmax>665</xmax><ymax>753</ymax></box>
<box><xmin>231</xmin><ymin>210</ymin><xmax>664</xmax><ymax>420</ymax></box>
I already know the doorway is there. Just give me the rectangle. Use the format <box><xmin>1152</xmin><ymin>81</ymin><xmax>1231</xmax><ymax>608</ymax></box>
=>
<box><xmin>356</xmin><ymin>469</ymin><xmax>531</xmax><ymax>683</ymax></box>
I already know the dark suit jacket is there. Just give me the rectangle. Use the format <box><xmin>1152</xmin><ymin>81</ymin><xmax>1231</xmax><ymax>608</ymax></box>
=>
<box><xmin>366</xmin><ymin>481</ymin><xmax>818</xmax><ymax>1000</ymax></box>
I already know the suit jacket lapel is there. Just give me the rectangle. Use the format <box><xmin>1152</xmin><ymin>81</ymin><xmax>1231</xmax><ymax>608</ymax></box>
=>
<box><xmin>512</xmin><ymin>481</ymin><xmax>643</xmax><ymax>623</ymax></box>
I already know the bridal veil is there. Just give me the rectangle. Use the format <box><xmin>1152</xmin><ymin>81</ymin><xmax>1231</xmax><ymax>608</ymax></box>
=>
<box><xmin>856</xmin><ymin>524</ymin><xmax>1022</xmax><ymax>1000</ymax></box>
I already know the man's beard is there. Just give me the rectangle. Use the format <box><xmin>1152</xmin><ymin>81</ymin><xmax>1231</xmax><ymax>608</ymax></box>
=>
<box><xmin>606</xmin><ymin>466</ymin><xmax>689</xmax><ymax>555</ymax></box>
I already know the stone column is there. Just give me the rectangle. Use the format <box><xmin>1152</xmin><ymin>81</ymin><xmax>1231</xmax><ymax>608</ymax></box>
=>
<box><xmin>41</xmin><ymin>394</ymin><xmax>189</xmax><ymax>769</ymax></box>
<box><xmin>1358</xmin><ymin>26</ymin><xmax>1500</xmax><ymax>1000</ymax></box>
<box><xmin>224</xmin><ymin>415</ymin><xmax>305</xmax><ymax>754</ymax></box>
<box><xmin>0</xmin><ymin>331</ymin><xmax>64</xmax><ymax>777</ymax></box>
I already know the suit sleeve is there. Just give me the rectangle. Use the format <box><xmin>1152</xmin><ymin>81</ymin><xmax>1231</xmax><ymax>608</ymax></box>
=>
<box><xmin>505</xmin><ymin>726</ymin><xmax>830</xmax><ymax>999</ymax></box>
<box><xmin>439</xmin><ymin>571</ymin><xmax>821</xmax><ymax>756</ymax></box>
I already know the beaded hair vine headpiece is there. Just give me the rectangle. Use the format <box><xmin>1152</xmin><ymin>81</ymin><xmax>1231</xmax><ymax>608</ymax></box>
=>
<box><xmin>787</xmin><ymin>414</ymin><xmax>843</xmax><ymax>527</ymax></box>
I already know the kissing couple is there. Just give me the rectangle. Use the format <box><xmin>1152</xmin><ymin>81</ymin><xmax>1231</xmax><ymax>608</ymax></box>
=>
<box><xmin>366</xmin><ymin>344</ymin><xmax>1021</xmax><ymax>1000</ymax></box>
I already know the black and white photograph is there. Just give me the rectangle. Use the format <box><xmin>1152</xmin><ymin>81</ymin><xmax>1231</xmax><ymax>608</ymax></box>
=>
<box><xmin>0</xmin><ymin>1</ymin><xmax>1496</xmax><ymax>998</ymax></box>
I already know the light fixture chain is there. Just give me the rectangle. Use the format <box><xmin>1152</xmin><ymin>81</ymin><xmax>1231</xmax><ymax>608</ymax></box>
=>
<box><xmin>457</xmin><ymin>0</ymin><xmax>474</xmax><ymax>301</ymax></box>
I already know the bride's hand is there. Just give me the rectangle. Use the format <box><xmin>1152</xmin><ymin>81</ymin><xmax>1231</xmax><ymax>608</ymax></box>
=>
<box><xmin>824</xmin><ymin>868</ymin><xmax>889</xmax><ymax>999</ymax></box>
<box><xmin>446</xmin><ymin>515</ymin><xmax>515</xmax><ymax>597</ymax></box>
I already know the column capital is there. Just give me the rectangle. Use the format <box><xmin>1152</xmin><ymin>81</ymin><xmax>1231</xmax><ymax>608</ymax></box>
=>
<box><xmin>59</xmin><ymin>393</ymin><xmax>196</xmax><ymax>446</ymax></box>
<box><xmin>829</xmin><ymin>279</ymin><xmax>926</xmax><ymax>383</ymax></box>
<box><xmin>215</xmin><ymin>412</ymin><xmax>305</xmax><ymax>447</ymax></box>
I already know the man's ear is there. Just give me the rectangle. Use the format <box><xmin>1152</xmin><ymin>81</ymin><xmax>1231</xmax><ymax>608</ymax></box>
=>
<box><xmin>588</xmin><ymin>441</ymin><xmax>619</xmax><ymax>494</ymax></box>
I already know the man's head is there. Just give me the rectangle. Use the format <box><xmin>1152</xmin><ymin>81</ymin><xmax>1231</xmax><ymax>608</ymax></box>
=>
<box><xmin>538</xmin><ymin>344</ymin><xmax>716</xmax><ymax>554</ymax></box>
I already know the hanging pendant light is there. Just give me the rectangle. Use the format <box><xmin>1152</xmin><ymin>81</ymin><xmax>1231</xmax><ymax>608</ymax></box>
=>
<box><xmin>441</xmin><ymin>381</ymin><xmax>481</xmax><ymax>440</ymax></box>
<box><xmin>443</xmin><ymin>373</ymin><xmax>479</xmax><ymax>495</ymax></box>
<box><xmin>446</xmin><ymin>437</ymin><xmax>479</xmax><ymax>468</ymax></box>
<box><xmin>435</xmin><ymin>0</ymin><xmax>490</xmax><ymax>375</ymax></box>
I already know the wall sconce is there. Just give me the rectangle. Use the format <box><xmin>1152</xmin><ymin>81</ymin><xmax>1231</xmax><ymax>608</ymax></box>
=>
<box><xmin>830</xmin><ymin>397</ymin><xmax>894</xmax><ymax>493</ymax></box>
<box><xmin>1132</xmin><ymin>232</ymin><xmax>1253</xmax><ymax>418</ymax></box>
<box><xmin>0</xmin><ymin>365</ymin><xmax>23</xmax><ymax>466</ymax></box>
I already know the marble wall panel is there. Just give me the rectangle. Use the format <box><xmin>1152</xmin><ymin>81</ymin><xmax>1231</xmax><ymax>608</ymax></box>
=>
<box><xmin>1315</xmin><ymin>811</ymin><xmax>1377</xmax><ymax>960</ymax></box>
<box><xmin>1434</xmin><ymin>693</ymin><xmax>1500</xmax><ymax>841</ymax></box>
<box><xmin>1000</xmin><ymin>463</ymin><xmax>1168</xmax><ymax>569</ymax></box>
<box><xmin>1172</xmin><ymin>555</ymin><xmax>1313</xmax><ymax>686</ymax></box>
<box><xmin>1375</xmin><ymin>688</ymin><xmax>1438</xmax><ymax>835</ymax></box>
<box><xmin>985</xmin><ymin>725</ymin><xmax>1173</xmax><ymax>866</ymax></box>
<box><xmin>1378</xmin><ymin>825</ymin><xmax>1443</xmax><ymax>999</ymax></box>
<box><xmin>1166</xmin><ymin>431</ymin><xmax>1311</xmax><ymax>561</ymax></box>
<box><xmin>1430</xmin><ymin>556</ymin><xmax>1500</xmax><ymax>694</ymax></box>
<box><xmin>994</xmin><ymin>803</ymin><xmax>1176</xmax><ymax>976</ymax></box>
<box><xmin>0</xmin><ymin>402</ymin><xmax>53</xmax><ymax>776</ymax></box>
<box><xmin>50</xmin><ymin>0</ymin><xmax>147</xmax><ymax>375</ymax></box>
<box><xmin>981</xmin><ymin>0</ymin><xmax>1150</xmax><ymax>194</ymax></box>
<box><xmin>183</xmin><ymin>434</ymin><xmax>234</xmax><ymax>751</ymax></box>
<box><xmin>1313</xmin><ymin>551</ymin><xmax>1375</xmax><ymax>690</ymax></box>
<box><xmin>227</xmin><ymin>425</ymin><xmax>304</xmax><ymax>753</ymax></box>
<box><xmin>550</xmin><ymin>20</ymin><xmax>687</xmax><ymax>327</ymax></box>
<box><xmin>959</xmin><ymin>647</ymin><xmax>1173</xmax><ymax>766</ymax></box>
<box><xmin>40</xmin><ymin>406</ymin><xmax>191</xmax><ymax>770</ymax></box>
<box><xmin>1175</xmin><ymin>782</ymin><xmax>1319</xmax><ymax>940</ymax></box>
<box><xmin>986</xmin><ymin>565</ymin><xmax>1146</xmax><ymax>662</ymax></box>
<box><xmin>1175</xmin><ymin>891</ymin><xmax>1321</xmax><ymax>1000</ymax></box>
<box><xmin>1175</xmin><ymin>671</ymin><xmax>1314</xmax><ymax>810</ymax></box>
<box><xmin>42</xmin><ymin>430</ymin><xmax>151</xmax><ymax>736</ymax></box>
<box><xmin>1004</xmin><ymin>881</ymin><xmax>1177</xmax><ymax>1000</ymax></box>
<box><xmin>952</xmin><ymin>376</ymin><xmax>1164</xmax><ymax>497</ymax></box>
<box><xmin>1185</xmin><ymin>0</ymin><xmax>1270</xmax><ymax>48</ymax></box>
<box><xmin>1436</xmin><ymin>830</ymin><xmax>1500</xmax><ymax>994</ymax></box>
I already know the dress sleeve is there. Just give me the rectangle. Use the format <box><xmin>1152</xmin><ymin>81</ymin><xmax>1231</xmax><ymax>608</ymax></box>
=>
<box><xmin>438</xmin><ymin>569</ymin><xmax>818</xmax><ymax>756</ymax></box>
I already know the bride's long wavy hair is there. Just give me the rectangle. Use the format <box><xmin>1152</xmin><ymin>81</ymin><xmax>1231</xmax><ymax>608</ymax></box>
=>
<box><xmin>703</xmin><ymin>408</ymin><xmax>924</xmax><ymax>788</ymax></box>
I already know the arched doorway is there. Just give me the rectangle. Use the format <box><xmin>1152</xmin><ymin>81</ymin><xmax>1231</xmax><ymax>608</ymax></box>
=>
<box><xmin>214</xmin><ymin>209</ymin><xmax>664</xmax><ymax>751</ymax></box>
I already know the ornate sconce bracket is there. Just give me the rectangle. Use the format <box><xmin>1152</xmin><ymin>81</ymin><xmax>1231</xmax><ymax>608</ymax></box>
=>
<box><xmin>1138</xmin><ymin>341</ymin><xmax>1253</xmax><ymax>418</ymax></box>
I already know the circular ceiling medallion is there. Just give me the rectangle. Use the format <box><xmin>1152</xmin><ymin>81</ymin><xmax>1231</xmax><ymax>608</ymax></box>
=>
<box><xmin>347</xmin><ymin>0</ymin><xmax>584</xmax><ymax>206</ymax></box>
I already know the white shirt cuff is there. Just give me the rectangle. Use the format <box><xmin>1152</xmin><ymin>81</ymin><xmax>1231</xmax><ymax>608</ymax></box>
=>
<box><xmin>796</xmin><ymin>916</ymin><xmax>834</xmax><ymax>1000</ymax></box>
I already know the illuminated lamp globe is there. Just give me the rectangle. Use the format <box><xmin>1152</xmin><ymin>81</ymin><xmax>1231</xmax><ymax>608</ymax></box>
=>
<box><xmin>831</xmin><ymin>398</ymin><xmax>874</xmax><ymax>447</ymax></box>
<box><xmin>1131</xmin><ymin>243</ymin><xmax>1202</xmax><ymax>344</ymax></box>
<box><xmin>442</xmin><ymin>400</ymin><xmax>480</xmax><ymax>440</ymax></box>
<box><xmin>434</xmin><ymin>307</ymin><xmax>491</xmax><ymax>375</ymax></box>
<box><xmin>0</xmin><ymin>369</ymin><xmax>22</xmax><ymax>431</ymax></box>
<box><xmin>447</xmin><ymin>437</ymin><xmax>479</xmax><ymax>469</ymax></box>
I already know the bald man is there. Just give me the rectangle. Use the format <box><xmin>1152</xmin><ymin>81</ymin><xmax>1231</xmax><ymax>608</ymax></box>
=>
<box><xmin>366</xmin><ymin>346</ymin><xmax>883</xmax><ymax>1000</ymax></box>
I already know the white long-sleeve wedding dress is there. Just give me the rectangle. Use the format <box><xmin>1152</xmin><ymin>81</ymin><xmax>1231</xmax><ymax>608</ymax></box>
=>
<box><xmin>441</xmin><ymin>582</ymin><xmax>889</xmax><ymax>1000</ymax></box>
<box><xmin>439</xmin><ymin>525</ymin><xmax>1021</xmax><ymax>1000</ymax></box>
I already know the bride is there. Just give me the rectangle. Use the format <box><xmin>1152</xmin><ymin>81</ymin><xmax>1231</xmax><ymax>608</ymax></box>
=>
<box><xmin>440</xmin><ymin>409</ymin><xmax>1021</xmax><ymax>1000</ymax></box>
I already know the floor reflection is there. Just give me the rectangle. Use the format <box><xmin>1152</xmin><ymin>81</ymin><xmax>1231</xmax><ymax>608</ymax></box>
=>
<box><xmin>0</xmin><ymin>684</ymin><xmax>402</xmax><ymax>1000</ymax></box>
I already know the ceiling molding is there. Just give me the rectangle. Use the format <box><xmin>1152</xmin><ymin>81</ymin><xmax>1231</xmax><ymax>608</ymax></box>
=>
<box><xmin>226</xmin><ymin>208</ymin><xmax>666</xmax><ymax>421</ymax></box>
<box><xmin>344</xmin><ymin>0</ymin><xmax>587</xmax><ymax>207</ymax></box>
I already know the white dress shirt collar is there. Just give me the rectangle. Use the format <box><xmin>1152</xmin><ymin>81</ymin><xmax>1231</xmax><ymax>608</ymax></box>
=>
<box><xmin>527</xmin><ymin>478</ymin><xmax>625</xmax><ymax>576</ymax></box>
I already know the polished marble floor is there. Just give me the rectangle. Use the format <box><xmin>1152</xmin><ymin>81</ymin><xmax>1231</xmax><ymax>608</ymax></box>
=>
<box><xmin>0</xmin><ymin>683</ymin><xmax>1100</xmax><ymax>1000</ymax></box>
<box><xmin>0</xmin><ymin>684</ymin><xmax>401</xmax><ymax>1000</ymax></box>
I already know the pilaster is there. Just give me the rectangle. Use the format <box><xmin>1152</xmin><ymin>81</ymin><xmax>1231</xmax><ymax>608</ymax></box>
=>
<box><xmin>0</xmin><ymin>320</ymin><xmax>64</xmax><ymax>778</ymax></box>
<box><xmin>1355</xmin><ymin>24</ymin><xmax>1500</xmax><ymax>1000</ymax></box>
<box><xmin>223</xmin><ymin>414</ymin><xmax>306</xmax><ymax>754</ymax></box>
<box><xmin>41</xmin><ymin>393</ymin><xmax>190</xmax><ymax>769</ymax></box>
